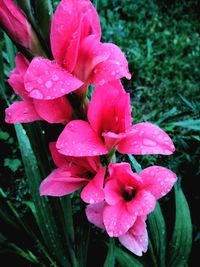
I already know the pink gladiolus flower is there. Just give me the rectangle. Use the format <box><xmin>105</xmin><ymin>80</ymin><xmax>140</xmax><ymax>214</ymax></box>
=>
<box><xmin>40</xmin><ymin>142</ymin><xmax>105</xmax><ymax>204</ymax></box>
<box><xmin>0</xmin><ymin>0</ymin><xmax>41</xmax><ymax>53</ymax></box>
<box><xmin>86</xmin><ymin>202</ymin><xmax>148</xmax><ymax>256</ymax></box>
<box><xmin>5</xmin><ymin>53</ymin><xmax>73</xmax><ymax>124</ymax></box>
<box><xmin>56</xmin><ymin>80</ymin><xmax>175</xmax><ymax>157</ymax></box>
<box><xmin>24</xmin><ymin>0</ymin><xmax>131</xmax><ymax>101</ymax></box>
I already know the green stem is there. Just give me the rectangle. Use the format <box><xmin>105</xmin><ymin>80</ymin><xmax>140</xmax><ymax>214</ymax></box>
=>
<box><xmin>103</xmin><ymin>238</ymin><xmax>115</xmax><ymax>267</ymax></box>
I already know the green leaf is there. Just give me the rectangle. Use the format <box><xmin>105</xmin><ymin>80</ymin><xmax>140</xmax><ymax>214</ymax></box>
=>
<box><xmin>128</xmin><ymin>154</ymin><xmax>142</xmax><ymax>173</ymax></box>
<box><xmin>4</xmin><ymin>158</ymin><xmax>21</xmax><ymax>172</ymax></box>
<box><xmin>14</xmin><ymin>124</ymin><xmax>70</xmax><ymax>267</ymax></box>
<box><xmin>169</xmin><ymin>184</ymin><xmax>192</xmax><ymax>267</ymax></box>
<box><xmin>147</xmin><ymin>203</ymin><xmax>166</xmax><ymax>267</ymax></box>
<box><xmin>103</xmin><ymin>239</ymin><xmax>115</xmax><ymax>267</ymax></box>
<box><xmin>115</xmin><ymin>246</ymin><xmax>146</xmax><ymax>267</ymax></box>
<box><xmin>170</xmin><ymin>119</ymin><xmax>200</xmax><ymax>131</ymax></box>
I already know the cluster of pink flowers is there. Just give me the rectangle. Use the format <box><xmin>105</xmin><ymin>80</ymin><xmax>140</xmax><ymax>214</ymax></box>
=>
<box><xmin>2</xmin><ymin>0</ymin><xmax>177</xmax><ymax>256</ymax></box>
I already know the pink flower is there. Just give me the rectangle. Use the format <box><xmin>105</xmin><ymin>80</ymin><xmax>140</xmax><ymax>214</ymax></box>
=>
<box><xmin>56</xmin><ymin>80</ymin><xmax>175</xmax><ymax>156</ymax></box>
<box><xmin>0</xmin><ymin>0</ymin><xmax>41</xmax><ymax>53</ymax></box>
<box><xmin>86</xmin><ymin>163</ymin><xmax>177</xmax><ymax>237</ymax></box>
<box><xmin>23</xmin><ymin>0</ymin><xmax>131</xmax><ymax>100</ymax></box>
<box><xmin>5</xmin><ymin>53</ymin><xmax>73</xmax><ymax>124</ymax></box>
<box><xmin>86</xmin><ymin>202</ymin><xmax>148</xmax><ymax>256</ymax></box>
<box><xmin>39</xmin><ymin>142</ymin><xmax>105</xmax><ymax>204</ymax></box>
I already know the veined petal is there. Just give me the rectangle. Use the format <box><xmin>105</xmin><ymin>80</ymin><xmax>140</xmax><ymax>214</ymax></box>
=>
<box><xmin>56</xmin><ymin>120</ymin><xmax>108</xmax><ymax>156</ymax></box>
<box><xmin>39</xmin><ymin>168</ymin><xmax>89</xmax><ymax>196</ymax></box>
<box><xmin>33</xmin><ymin>97</ymin><xmax>72</xmax><ymax>123</ymax></box>
<box><xmin>103</xmin><ymin>201</ymin><xmax>136</xmax><ymax>237</ymax></box>
<box><xmin>86</xmin><ymin>202</ymin><xmax>105</xmax><ymax>229</ymax></box>
<box><xmin>81</xmin><ymin>167</ymin><xmax>106</xmax><ymax>204</ymax></box>
<box><xmin>90</xmin><ymin>43</ymin><xmax>131</xmax><ymax>85</ymax></box>
<box><xmin>139</xmin><ymin>166</ymin><xmax>177</xmax><ymax>199</ymax></box>
<box><xmin>118</xmin><ymin>122</ymin><xmax>175</xmax><ymax>155</ymax></box>
<box><xmin>119</xmin><ymin>216</ymin><xmax>148</xmax><ymax>256</ymax></box>
<box><xmin>5</xmin><ymin>101</ymin><xmax>42</xmax><ymax>123</ymax></box>
<box><xmin>24</xmin><ymin>57</ymin><xmax>83</xmax><ymax>100</ymax></box>
<box><xmin>51</xmin><ymin>0</ymin><xmax>101</xmax><ymax>65</ymax></box>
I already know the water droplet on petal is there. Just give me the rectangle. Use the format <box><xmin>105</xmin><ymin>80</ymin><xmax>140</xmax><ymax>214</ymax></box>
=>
<box><xmin>143</xmin><ymin>138</ymin><xmax>157</xmax><ymax>147</ymax></box>
<box><xmin>29</xmin><ymin>89</ymin><xmax>43</xmax><ymax>99</ymax></box>
<box><xmin>45</xmin><ymin>81</ymin><xmax>53</xmax><ymax>88</ymax></box>
<box><xmin>52</xmin><ymin>74</ymin><xmax>59</xmax><ymax>81</ymax></box>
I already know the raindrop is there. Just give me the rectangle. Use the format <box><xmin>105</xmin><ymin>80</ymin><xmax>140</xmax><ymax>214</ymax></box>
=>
<box><xmin>143</xmin><ymin>138</ymin><xmax>156</xmax><ymax>147</ymax></box>
<box><xmin>52</xmin><ymin>74</ymin><xmax>59</xmax><ymax>81</ymax></box>
<box><xmin>45</xmin><ymin>81</ymin><xmax>53</xmax><ymax>88</ymax></box>
<box><xmin>29</xmin><ymin>89</ymin><xmax>43</xmax><ymax>99</ymax></box>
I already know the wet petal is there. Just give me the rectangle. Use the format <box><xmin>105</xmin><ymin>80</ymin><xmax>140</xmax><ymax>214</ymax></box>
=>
<box><xmin>51</xmin><ymin>0</ymin><xmax>101</xmax><ymax>66</ymax></box>
<box><xmin>90</xmin><ymin>43</ymin><xmax>131</xmax><ymax>85</ymax></box>
<box><xmin>5</xmin><ymin>101</ymin><xmax>42</xmax><ymax>123</ymax></box>
<box><xmin>119</xmin><ymin>216</ymin><xmax>148</xmax><ymax>256</ymax></box>
<box><xmin>56</xmin><ymin>120</ymin><xmax>108</xmax><ymax>156</ymax></box>
<box><xmin>118</xmin><ymin>122</ymin><xmax>175</xmax><ymax>155</ymax></box>
<box><xmin>81</xmin><ymin>167</ymin><xmax>106</xmax><ymax>204</ymax></box>
<box><xmin>139</xmin><ymin>166</ymin><xmax>177</xmax><ymax>199</ymax></box>
<box><xmin>49</xmin><ymin>142</ymin><xmax>66</xmax><ymax>168</ymax></box>
<box><xmin>24</xmin><ymin>57</ymin><xmax>83</xmax><ymax>100</ymax></box>
<box><xmin>103</xmin><ymin>201</ymin><xmax>136</xmax><ymax>237</ymax></box>
<box><xmin>33</xmin><ymin>97</ymin><xmax>72</xmax><ymax>123</ymax></box>
<box><xmin>86</xmin><ymin>202</ymin><xmax>105</xmax><ymax>229</ymax></box>
<box><xmin>88</xmin><ymin>80</ymin><xmax>131</xmax><ymax>134</ymax></box>
<box><xmin>39</xmin><ymin>168</ymin><xmax>89</xmax><ymax>196</ymax></box>
<box><xmin>102</xmin><ymin>132</ymin><xmax>127</xmax><ymax>151</ymax></box>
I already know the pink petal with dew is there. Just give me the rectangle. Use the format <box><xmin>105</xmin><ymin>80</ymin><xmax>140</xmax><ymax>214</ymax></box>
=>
<box><xmin>24</xmin><ymin>57</ymin><xmax>83</xmax><ymax>100</ymax></box>
<box><xmin>5</xmin><ymin>101</ymin><xmax>42</xmax><ymax>123</ymax></box>
<box><xmin>102</xmin><ymin>132</ymin><xmax>128</xmax><ymax>152</ymax></box>
<box><xmin>118</xmin><ymin>122</ymin><xmax>175</xmax><ymax>155</ymax></box>
<box><xmin>127</xmin><ymin>190</ymin><xmax>156</xmax><ymax>216</ymax></box>
<box><xmin>103</xmin><ymin>201</ymin><xmax>137</xmax><ymax>237</ymax></box>
<box><xmin>49</xmin><ymin>142</ymin><xmax>67</xmax><ymax>168</ymax></box>
<box><xmin>33</xmin><ymin>97</ymin><xmax>72</xmax><ymax>123</ymax></box>
<box><xmin>139</xmin><ymin>166</ymin><xmax>177</xmax><ymax>200</ymax></box>
<box><xmin>56</xmin><ymin>120</ymin><xmax>108</xmax><ymax>156</ymax></box>
<box><xmin>39</xmin><ymin>168</ymin><xmax>89</xmax><ymax>197</ymax></box>
<box><xmin>74</xmin><ymin>35</ymin><xmax>110</xmax><ymax>82</ymax></box>
<box><xmin>51</xmin><ymin>0</ymin><xmax>101</xmax><ymax>65</ymax></box>
<box><xmin>86</xmin><ymin>202</ymin><xmax>106</xmax><ymax>229</ymax></box>
<box><xmin>88</xmin><ymin>80</ymin><xmax>132</xmax><ymax>134</ymax></box>
<box><xmin>119</xmin><ymin>216</ymin><xmax>148</xmax><ymax>256</ymax></box>
<box><xmin>90</xmin><ymin>43</ymin><xmax>131</xmax><ymax>85</ymax></box>
<box><xmin>81</xmin><ymin>167</ymin><xmax>106</xmax><ymax>204</ymax></box>
<box><xmin>104</xmin><ymin>179</ymin><xmax>123</xmax><ymax>206</ymax></box>
<box><xmin>8</xmin><ymin>53</ymin><xmax>29</xmax><ymax>99</ymax></box>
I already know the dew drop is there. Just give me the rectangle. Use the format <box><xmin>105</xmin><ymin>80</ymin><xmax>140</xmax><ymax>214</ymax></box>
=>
<box><xmin>143</xmin><ymin>138</ymin><xmax>157</xmax><ymax>147</ymax></box>
<box><xmin>45</xmin><ymin>80</ymin><xmax>53</xmax><ymax>88</ymax></box>
<box><xmin>52</xmin><ymin>74</ymin><xmax>59</xmax><ymax>81</ymax></box>
<box><xmin>29</xmin><ymin>89</ymin><xmax>43</xmax><ymax>99</ymax></box>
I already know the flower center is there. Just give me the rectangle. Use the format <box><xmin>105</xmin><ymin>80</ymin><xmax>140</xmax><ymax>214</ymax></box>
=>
<box><xmin>122</xmin><ymin>185</ymin><xmax>136</xmax><ymax>202</ymax></box>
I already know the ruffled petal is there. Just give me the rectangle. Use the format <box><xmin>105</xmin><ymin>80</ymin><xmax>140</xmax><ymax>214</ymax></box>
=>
<box><xmin>139</xmin><ymin>166</ymin><xmax>177</xmax><ymax>199</ymax></box>
<box><xmin>39</xmin><ymin>168</ymin><xmax>89</xmax><ymax>196</ymax></box>
<box><xmin>119</xmin><ymin>216</ymin><xmax>148</xmax><ymax>256</ymax></box>
<box><xmin>33</xmin><ymin>97</ymin><xmax>72</xmax><ymax>123</ymax></box>
<box><xmin>24</xmin><ymin>57</ymin><xmax>83</xmax><ymax>100</ymax></box>
<box><xmin>56</xmin><ymin>120</ymin><xmax>108</xmax><ymax>156</ymax></box>
<box><xmin>118</xmin><ymin>122</ymin><xmax>175</xmax><ymax>155</ymax></box>
<box><xmin>103</xmin><ymin>201</ymin><xmax>136</xmax><ymax>237</ymax></box>
<box><xmin>51</xmin><ymin>0</ymin><xmax>101</xmax><ymax>66</ymax></box>
<box><xmin>90</xmin><ymin>43</ymin><xmax>131</xmax><ymax>85</ymax></box>
<box><xmin>81</xmin><ymin>167</ymin><xmax>106</xmax><ymax>204</ymax></box>
<box><xmin>5</xmin><ymin>101</ymin><xmax>42</xmax><ymax>123</ymax></box>
<box><xmin>86</xmin><ymin>202</ymin><xmax>105</xmax><ymax>229</ymax></box>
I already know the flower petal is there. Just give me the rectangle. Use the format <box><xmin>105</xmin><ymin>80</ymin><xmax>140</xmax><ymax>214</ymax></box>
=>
<box><xmin>39</xmin><ymin>168</ymin><xmax>89</xmax><ymax>196</ymax></box>
<box><xmin>81</xmin><ymin>167</ymin><xmax>106</xmax><ymax>204</ymax></box>
<box><xmin>51</xmin><ymin>0</ymin><xmax>101</xmax><ymax>66</ymax></box>
<box><xmin>33</xmin><ymin>97</ymin><xmax>72</xmax><ymax>123</ymax></box>
<box><xmin>119</xmin><ymin>216</ymin><xmax>148</xmax><ymax>256</ymax></box>
<box><xmin>24</xmin><ymin>57</ymin><xmax>83</xmax><ymax>100</ymax></box>
<box><xmin>5</xmin><ymin>101</ymin><xmax>42</xmax><ymax>123</ymax></box>
<box><xmin>118</xmin><ymin>122</ymin><xmax>175</xmax><ymax>155</ymax></box>
<box><xmin>56</xmin><ymin>120</ymin><xmax>108</xmax><ymax>156</ymax></box>
<box><xmin>88</xmin><ymin>80</ymin><xmax>132</xmax><ymax>135</ymax></box>
<box><xmin>90</xmin><ymin>43</ymin><xmax>131</xmax><ymax>85</ymax></box>
<box><xmin>102</xmin><ymin>132</ymin><xmax>127</xmax><ymax>151</ymax></box>
<box><xmin>86</xmin><ymin>202</ymin><xmax>105</xmax><ymax>229</ymax></box>
<box><xmin>49</xmin><ymin>142</ymin><xmax>66</xmax><ymax>168</ymax></box>
<box><xmin>103</xmin><ymin>201</ymin><xmax>136</xmax><ymax>237</ymax></box>
<box><xmin>139</xmin><ymin>166</ymin><xmax>177</xmax><ymax>199</ymax></box>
